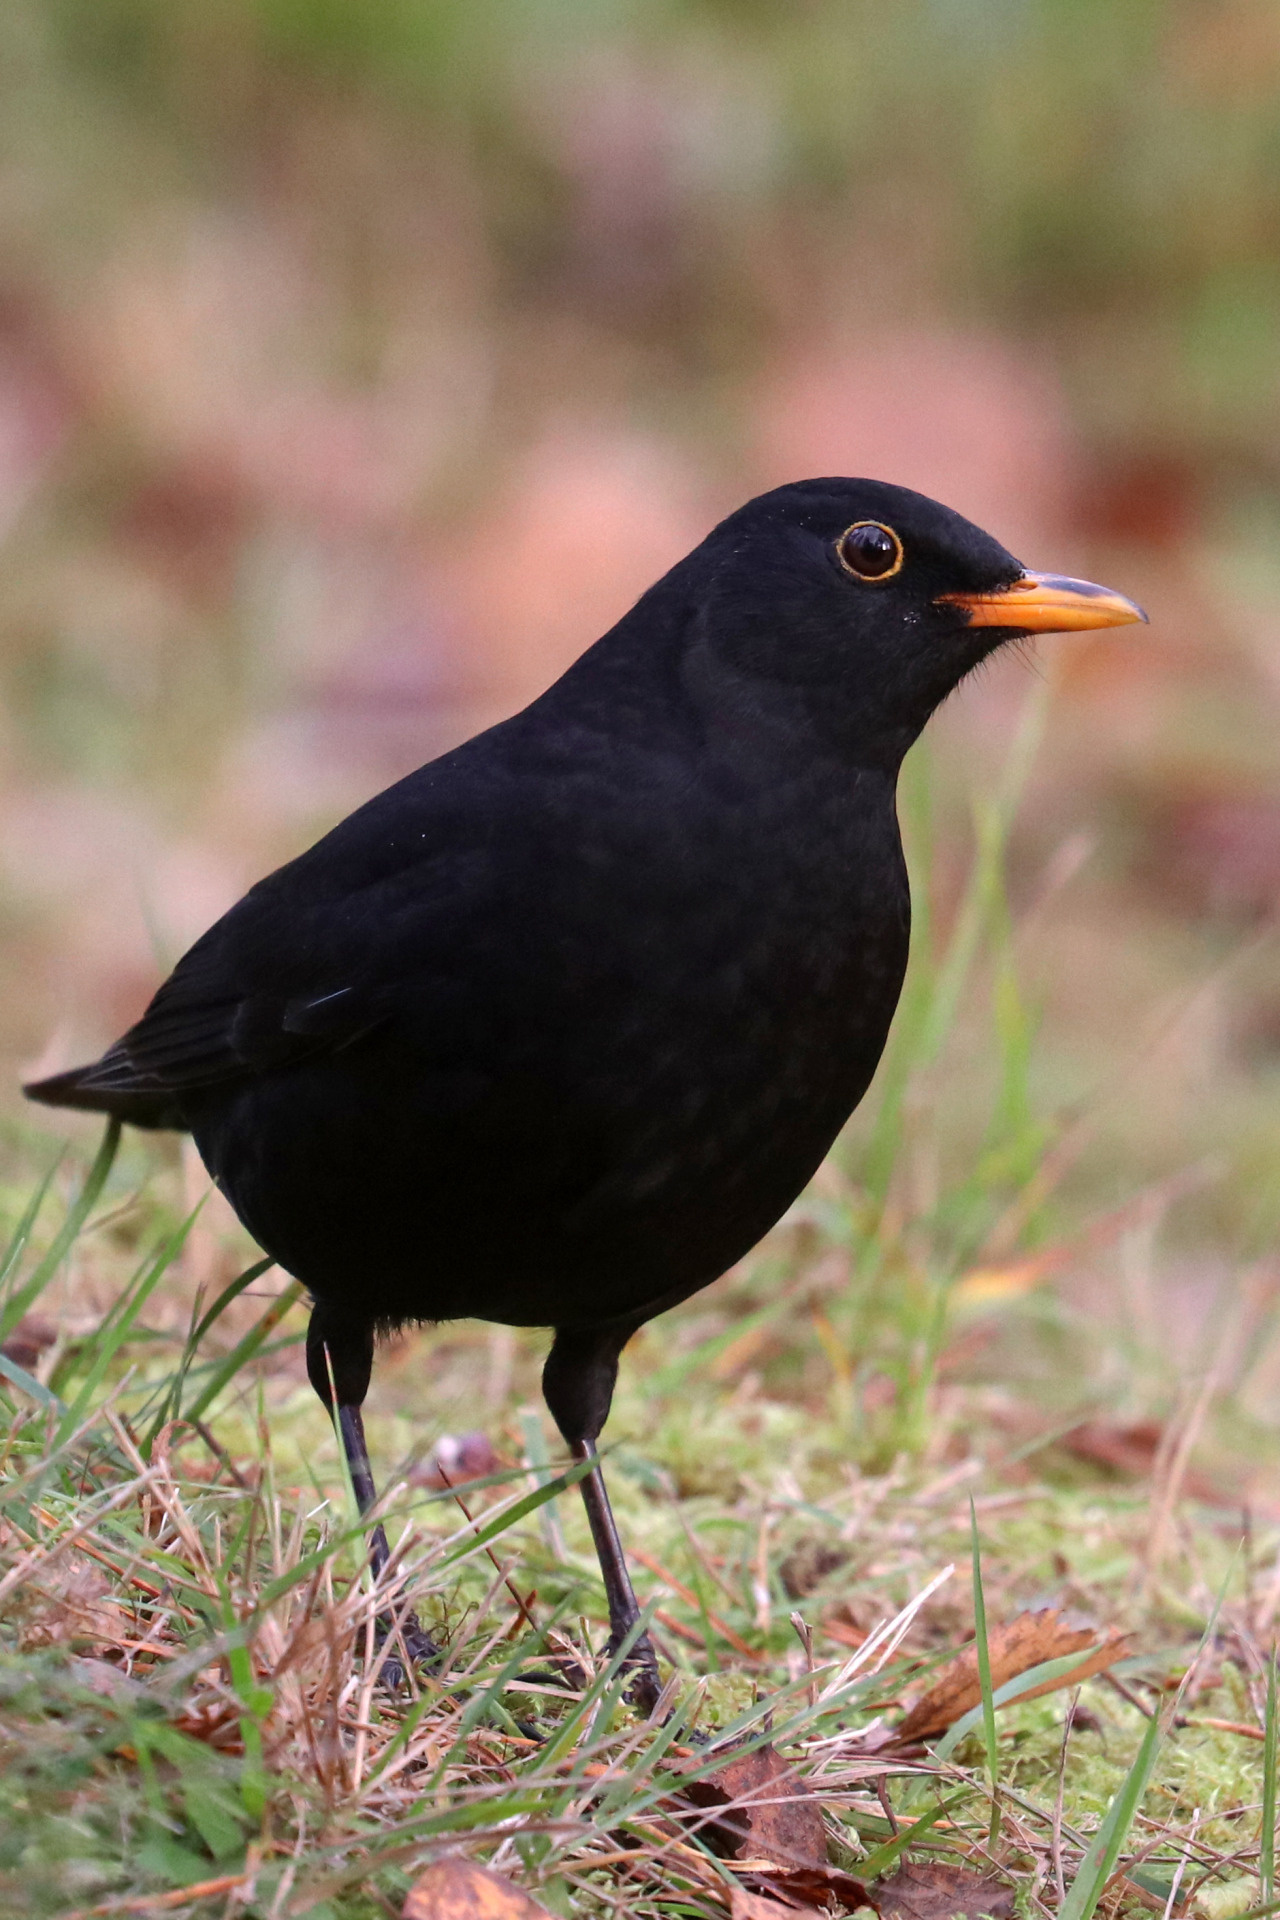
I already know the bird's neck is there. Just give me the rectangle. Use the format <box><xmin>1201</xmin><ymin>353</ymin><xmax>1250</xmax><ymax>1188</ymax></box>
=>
<box><xmin>545</xmin><ymin>576</ymin><xmax>923</xmax><ymax>781</ymax></box>
<box><xmin>679</xmin><ymin>622</ymin><xmax>918</xmax><ymax>784</ymax></box>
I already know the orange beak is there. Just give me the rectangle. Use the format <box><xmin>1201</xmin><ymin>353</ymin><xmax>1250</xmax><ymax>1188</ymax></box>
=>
<box><xmin>938</xmin><ymin>571</ymin><xmax>1148</xmax><ymax>634</ymax></box>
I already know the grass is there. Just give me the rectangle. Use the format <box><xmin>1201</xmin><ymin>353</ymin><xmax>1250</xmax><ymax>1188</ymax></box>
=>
<box><xmin>2</xmin><ymin>707</ymin><xmax>1279</xmax><ymax>1919</ymax></box>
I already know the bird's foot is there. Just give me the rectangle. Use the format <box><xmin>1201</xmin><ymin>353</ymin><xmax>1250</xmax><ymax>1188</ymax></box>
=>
<box><xmin>522</xmin><ymin>1646</ymin><xmax>593</xmax><ymax>1694</ymax></box>
<box><xmin>373</xmin><ymin>1611</ymin><xmax>441</xmax><ymax>1693</ymax></box>
<box><xmin>606</xmin><ymin>1628</ymin><xmax>662</xmax><ymax>1715</ymax></box>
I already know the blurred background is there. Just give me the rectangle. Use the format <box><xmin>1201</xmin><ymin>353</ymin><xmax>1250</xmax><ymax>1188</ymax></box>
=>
<box><xmin>4</xmin><ymin>0</ymin><xmax>1280</xmax><ymax>1317</ymax></box>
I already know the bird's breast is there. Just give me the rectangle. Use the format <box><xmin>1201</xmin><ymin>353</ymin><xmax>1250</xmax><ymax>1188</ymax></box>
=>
<box><xmin>543</xmin><ymin>774</ymin><xmax>910</xmax><ymax>1211</ymax></box>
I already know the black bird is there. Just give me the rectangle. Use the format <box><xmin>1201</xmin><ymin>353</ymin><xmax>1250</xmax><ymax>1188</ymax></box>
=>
<box><xmin>26</xmin><ymin>479</ymin><xmax>1144</xmax><ymax>1707</ymax></box>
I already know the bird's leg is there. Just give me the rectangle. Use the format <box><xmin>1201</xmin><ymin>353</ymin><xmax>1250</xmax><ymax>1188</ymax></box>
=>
<box><xmin>543</xmin><ymin>1322</ymin><xmax>660</xmax><ymax>1713</ymax></box>
<box><xmin>336</xmin><ymin>1399</ymin><xmax>392</xmax><ymax>1576</ymax></box>
<box><xmin>572</xmin><ymin>1438</ymin><xmax>659</xmax><ymax>1699</ymax></box>
<box><xmin>306</xmin><ymin>1308</ymin><xmax>440</xmax><ymax>1684</ymax></box>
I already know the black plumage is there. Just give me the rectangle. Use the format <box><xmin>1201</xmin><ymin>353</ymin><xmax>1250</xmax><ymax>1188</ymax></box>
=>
<box><xmin>27</xmin><ymin>478</ymin><xmax>1144</xmax><ymax>1705</ymax></box>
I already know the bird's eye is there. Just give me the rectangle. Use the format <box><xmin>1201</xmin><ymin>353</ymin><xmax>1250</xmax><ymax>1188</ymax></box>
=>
<box><xmin>837</xmin><ymin>521</ymin><xmax>904</xmax><ymax>582</ymax></box>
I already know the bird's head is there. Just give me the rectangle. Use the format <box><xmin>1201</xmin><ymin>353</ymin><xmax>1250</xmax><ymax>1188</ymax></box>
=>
<box><xmin>687</xmin><ymin>478</ymin><xmax>1145</xmax><ymax>763</ymax></box>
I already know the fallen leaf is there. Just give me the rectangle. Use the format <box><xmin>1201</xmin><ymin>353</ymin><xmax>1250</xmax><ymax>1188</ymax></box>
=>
<box><xmin>747</xmin><ymin>1864</ymin><xmax>877</xmax><ymax>1911</ymax></box>
<box><xmin>951</xmin><ymin>1253</ymin><xmax>1061</xmax><ymax>1305</ymax></box>
<box><xmin>893</xmin><ymin>1608</ymin><xmax>1131</xmax><ymax>1745</ymax></box>
<box><xmin>402</xmin><ymin>1856</ymin><xmax>555</xmax><ymax>1919</ymax></box>
<box><xmin>0</xmin><ymin>1313</ymin><xmax>58</xmax><ymax>1370</ymax></box>
<box><xmin>1060</xmin><ymin>1421</ymin><xmax>1220</xmax><ymax>1503</ymax></box>
<box><xmin>681</xmin><ymin>1744</ymin><xmax>826</xmax><ymax>1868</ymax></box>
<box><xmin>821</xmin><ymin>1600</ymin><xmax>870</xmax><ymax>1650</ymax></box>
<box><xmin>876</xmin><ymin>1861</ymin><xmax>1015</xmax><ymax>1920</ymax></box>
<box><xmin>1065</xmin><ymin>1419</ymin><xmax>1165</xmax><ymax>1475</ymax></box>
<box><xmin>780</xmin><ymin>1538</ymin><xmax>851</xmax><ymax>1600</ymax></box>
<box><xmin>18</xmin><ymin>1553</ymin><xmax>127</xmax><ymax>1651</ymax></box>
<box><xmin>731</xmin><ymin>1890</ymin><xmax>807</xmax><ymax>1918</ymax></box>
<box><xmin>678</xmin><ymin>1744</ymin><xmax>873</xmax><ymax>1913</ymax></box>
<box><xmin>172</xmin><ymin>1692</ymin><xmax>247</xmax><ymax>1753</ymax></box>
<box><xmin>711</xmin><ymin>1320</ymin><xmax>776</xmax><ymax>1381</ymax></box>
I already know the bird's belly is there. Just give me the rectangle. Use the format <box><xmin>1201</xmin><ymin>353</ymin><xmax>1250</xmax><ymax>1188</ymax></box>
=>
<box><xmin>552</xmin><ymin>981</ymin><xmax>893</xmax><ymax>1316</ymax></box>
<box><xmin>189</xmin><ymin>903</ymin><xmax>907</xmax><ymax>1332</ymax></box>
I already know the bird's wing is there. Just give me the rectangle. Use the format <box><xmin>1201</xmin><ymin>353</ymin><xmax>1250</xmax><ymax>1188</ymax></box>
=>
<box><xmin>63</xmin><ymin>767</ymin><xmax>505</xmax><ymax>1101</ymax></box>
<box><xmin>37</xmin><ymin>702</ymin><xmax>699</xmax><ymax>1112</ymax></box>
<box><xmin>71</xmin><ymin>967</ymin><xmax>395</xmax><ymax>1098</ymax></box>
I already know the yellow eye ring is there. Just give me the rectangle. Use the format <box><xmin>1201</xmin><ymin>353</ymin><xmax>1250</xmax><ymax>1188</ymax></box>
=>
<box><xmin>837</xmin><ymin>520</ymin><xmax>904</xmax><ymax>583</ymax></box>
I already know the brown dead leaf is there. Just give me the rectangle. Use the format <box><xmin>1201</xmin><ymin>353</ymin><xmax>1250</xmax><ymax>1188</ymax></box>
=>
<box><xmin>731</xmin><ymin>1888</ymin><xmax>808</xmax><ymax>1917</ymax></box>
<box><xmin>746</xmin><ymin>1864</ymin><xmax>877</xmax><ymax>1911</ymax></box>
<box><xmin>402</xmin><ymin>1856</ymin><xmax>555</xmax><ymax>1919</ymax></box>
<box><xmin>951</xmin><ymin>1253</ymin><xmax>1061</xmax><ymax>1305</ymax></box>
<box><xmin>17</xmin><ymin>1553</ymin><xmax>128</xmax><ymax>1652</ymax></box>
<box><xmin>876</xmin><ymin>1861</ymin><xmax>1015</xmax><ymax>1920</ymax></box>
<box><xmin>681</xmin><ymin>1745</ymin><xmax>826</xmax><ymax>1868</ymax></box>
<box><xmin>893</xmin><ymin>1608</ymin><xmax>1131</xmax><ymax>1746</ymax></box>
<box><xmin>172</xmin><ymin>1692</ymin><xmax>247</xmax><ymax>1753</ymax></box>
<box><xmin>679</xmin><ymin>1745</ymin><xmax>873</xmax><ymax>1913</ymax></box>
<box><xmin>1064</xmin><ymin>1419</ymin><xmax>1164</xmax><ymax>1476</ymax></box>
<box><xmin>0</xmin><ymin>1313</ymin><xmax>58</xmax><ymax>1370</ymax></box>
<box><xmin>711</xmin><ymin>1319</ymin><xmax>777</xmax><ymax>1381</ymax></box>
<box><xmin>821</xmin><ymin>1600</ymin><xmax>871</xmax><ymax>1649</ymax></box>
<box><xmin>780</xmin><ymin>1539</ymin><xmax>851</xmax><ymax>1600</ymax></box>
<box><xmin>1060</xmin><ymin>1421</ymin><xmax>1220</xmax><ymax>1503</ymax></box>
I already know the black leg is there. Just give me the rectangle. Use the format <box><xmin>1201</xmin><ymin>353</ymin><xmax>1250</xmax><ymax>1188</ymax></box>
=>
<box><xmin>306</xmin><ymin>1307</ymin><xmax>440</xmax><ymax>1685</ymax></box>
<box><xmin>337</xmin><ymin>1400</ymin><xmax>392</xmax><ymax>1577</ymax></box>
<box><xmin>542</xmin><ymin>1322</ymin><xmax>660</xmax><ymax>1712</ymax></box>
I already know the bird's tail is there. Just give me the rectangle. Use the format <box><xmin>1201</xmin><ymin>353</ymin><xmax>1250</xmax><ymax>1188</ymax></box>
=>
<box><xmin>24</xmin><ymin>1066</ymin><xmax>185</xmax><ymax>1131</ymax></box>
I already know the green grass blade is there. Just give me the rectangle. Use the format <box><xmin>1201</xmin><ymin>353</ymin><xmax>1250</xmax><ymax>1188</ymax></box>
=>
<box><xmin>53</xmin><ymin>1209</ymin><xmax>196</xmax><ymax>1446</ymax></box>
<box><xmin>519</xmin><ymin>1406</ymin><xmax>568</xmax><ymax>1562</ymax></box>
<box><xmin>0</xmin><ymin>1346</ymin><xmax>62</xmax><ymax>1409</ymax></box>
<box><xmin>934</xmin><ymin>1646</ymin><xmax>1118</xmax><ymax>1761</ymax></box>
<box><xmin>1232</xmin><ymin>1899</ymin><xmax>1280</xmax><ymax>1920</ymax></box>
<box><xmin>225</xmin><ymin>1452</ymin><xmax>598</xmax><ymax>1628</ymax></box>
<box><xmin>0</xmin><ymin>1152</ymin><xmax>63</xmax><ymax>1317</ymax></box>
<box><xmin>436</xmin><ymin>1626</ymin><xmax>566</xmax><ymax>1774</ymax></box>
<box><xmin>0</xmin><ymin>1119</ymin><xmax>121</xmax><ymax>1340</ymax></box>
<box><xmin>916</xmin><ymin>677</ymin><xmax>1047</xmax><ymax>1072</ymax></box>
<box><xmin>1264</xmin><ymin>1648</ymin><xmax>1277</xmax><ymax>1907</ymax></box>
<box><xmin>857</xmin><ymin>1789</ymin><xmax>970</xmax><ymax>1878</ymax></box>
<box><xmin>538</xmin><ymin>1602</ymin><xmax>662</xmax><ymax>1777</ymax></box>
<box><xmin>180</xmin><ymin>1278</ymin><xmax>304</xmax><ymax>1424</ymax></box>
<box><xmin>1059</xmin><ymin>1561</ymin><xmax>1234</xmax><ymax>1920</ymax></box>
<box><xmin>188</xmin><ymin>1257</ymin><xmax>276</xmax><ymax>1350</ymax></box>
<box><xmin>433</xmin><ymin>1451</ymin><xmax>596</xmax><ymax>1573</ymax></box>
<box><xmin>970</xmin><ymin>1496</ymin><xmax>1000</xmax><ymax>1841</ymax></box>
<box><xmin>145</xmin><ymin>1255</ymin><xmax>276</xmax><ymax>1451</ymax></box>
<box><xmin>1058</xmin><ymin>1696</ymin><xmax>1164</xmax><ymax>1920</ymax></box>
<box><xmin>863</xmin><ymin>679</ymin><xmax>1047</xmax><ymax>1208</ymax></box>
<box><xmin>918</xmin><ymin>795</ymin><xmax>1004</xmax><ymax>1068</ymax></box>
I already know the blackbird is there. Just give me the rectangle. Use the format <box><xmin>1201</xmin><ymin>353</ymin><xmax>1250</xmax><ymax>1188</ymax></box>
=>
<box><xmin>26</xmin><ymin>478</ymin><xmax>1144</xmax><ymax>1706</ymax></box>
